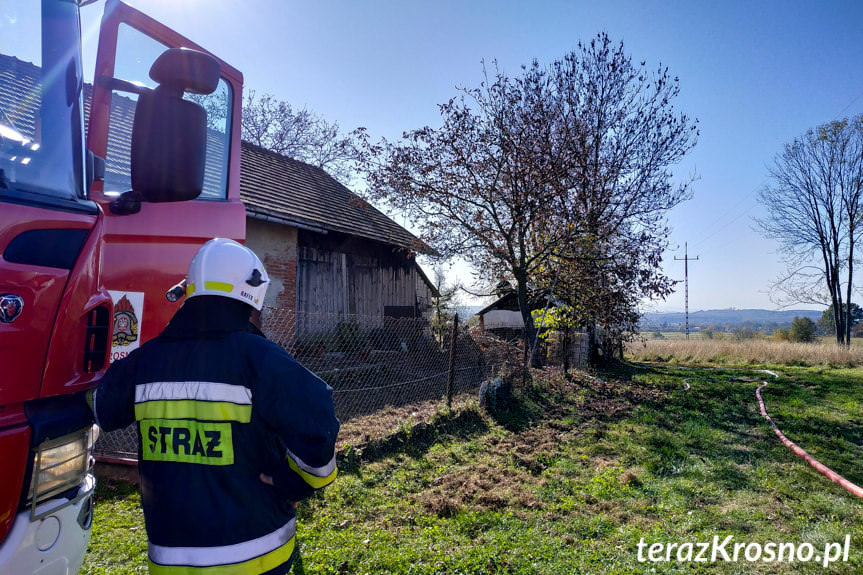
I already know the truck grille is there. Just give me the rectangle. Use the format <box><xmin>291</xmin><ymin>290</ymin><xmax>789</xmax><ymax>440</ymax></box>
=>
<box><xmin>83</xmin><ymin>306</ymin><xmax>109</xmax><ymax>373</ymax></box>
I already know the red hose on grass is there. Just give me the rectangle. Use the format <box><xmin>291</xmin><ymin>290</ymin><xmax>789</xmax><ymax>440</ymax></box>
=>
<box><xmin>756</xmin><ymin>379</ymin><xmax>863</xmax><ymax>498</ymax></box>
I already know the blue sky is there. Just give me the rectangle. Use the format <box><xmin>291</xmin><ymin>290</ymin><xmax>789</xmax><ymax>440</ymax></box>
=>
<box><xmin>81</xmin><ymin>1</ymin><xmax>863</xmax><ymax>312</ymax></box>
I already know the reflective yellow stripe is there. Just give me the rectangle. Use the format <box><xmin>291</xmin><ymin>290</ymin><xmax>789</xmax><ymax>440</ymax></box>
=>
<box><xmin>148</xmin><ymin>536</ymin><xmax>295</xmax><ymax>575</ymax></box>
<box><xmin>135</xmin><ymin>400</ymin><xmax>252</xmax><ymax>423</ymax></box>
<box><xmin>287</xmin><ymin>456</ymin><xmax>338</xmax><ymax>489</ymax></box>
<box><xmin>149</xmin><ymin>519</ymin><xmax>295</xmax><ymax>568</ymax></box>
<box><xmin>185</xmin><ymin>281</ymin><xmax>234</xmax><ymax>295</ymax></box>
<box><xmin>204</xmin><ymin>281</ymin><xmax>233</xmax><ymax>293</ymax></box>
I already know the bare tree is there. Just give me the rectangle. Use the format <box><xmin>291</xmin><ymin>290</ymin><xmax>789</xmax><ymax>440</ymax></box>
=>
<box><xmin>242</xmin><ymin>90</ymin><xmax>362</xmax><ymax>184</ymax></box>
<box><xmin>361</xmin><ymin>57</ymin><xmax>577</xmax><ymax>366</ymax></box>
<box><xmin>430</xmin><ymin>267</ymin><xmax>461</xmax><ymax>348</ymax></box>
<box><xmin>756</xmin><ymin>116</ymin><xmax>863</xmax><ymax>345</ymax></box>
<box><xmin>361</xmin><ymin>33</ymin><xmax>697</xmax><ymax>366</ymax></box>
<box><xmin>539</xmin><ymin>35</ymin><xmax>697</xmax><ymax>359</ymax></box>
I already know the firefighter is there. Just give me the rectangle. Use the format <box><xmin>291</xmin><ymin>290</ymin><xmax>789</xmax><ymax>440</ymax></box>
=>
<box><xmin>92</xmin><ymin>238</ymin><xmax>339</xmax><ymax>574</ymax></box>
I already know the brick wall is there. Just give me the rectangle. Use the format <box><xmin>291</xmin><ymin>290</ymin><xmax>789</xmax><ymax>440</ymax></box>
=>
<box><xmin>245</xmin><ymin>217</ymin><xmax>298</xmax><ymax>312</ymax></box>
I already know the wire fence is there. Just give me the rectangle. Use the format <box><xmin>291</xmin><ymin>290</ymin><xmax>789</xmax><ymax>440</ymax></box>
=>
<box><xmin>94</xmin><ymin>310</ymin><xmax>534</xmax><ymax>460</ymax></box>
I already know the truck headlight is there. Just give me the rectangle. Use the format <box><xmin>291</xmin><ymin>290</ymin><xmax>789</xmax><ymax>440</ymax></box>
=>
<box><xmin>29</xmin><ymin>426</ymin><xmax>97</xmax><ymax>510</ymax></box>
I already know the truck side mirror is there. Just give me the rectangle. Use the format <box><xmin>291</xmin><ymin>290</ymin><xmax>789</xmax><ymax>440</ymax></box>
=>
<box><xmin>130</xmin><ymin>48</ymin><xmax>220</xmax><ymax>203</ymax></box>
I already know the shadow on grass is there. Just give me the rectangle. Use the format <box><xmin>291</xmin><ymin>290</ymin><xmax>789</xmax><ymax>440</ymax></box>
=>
<box><xmin>592</xmin><ymin>361</ymin><xmax>777</xmax><ymax>495</ymax></box>
<box><xmin>338</xmin><ymin>407</ymin><xmax>489</xmax><ymax>472</ymax></box>
<box><xmin>338</xmin><ymin>374</ymin><xmax>571</xmax><ymax>472</ymax></box>
<box><xmin>91</xmin><ymin>476</ymin><xmax>140</xmax><ymax>504</ymax></box>
<box><xmin>484</xmin><ymin>384</ymin><xmax>551</xmax><ymax>433</ymax></box>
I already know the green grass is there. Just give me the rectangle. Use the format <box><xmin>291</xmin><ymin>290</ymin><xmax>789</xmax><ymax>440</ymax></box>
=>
<box><xmin>82</xmin><ymin>479</ymin><xmax>147</xmax><ymax>574</ymax></box>
<box><xmin>82</xmin><ymin>364</ymin><xmax>863</xmax><ymax>574</ymax></box>
<box><xmin>758</xmin><ymin>366</ymin><xmax>863</xmax><ymax>486</ymax></box>
<box><xmin>646</xmin><ymin>330</ymin><xmax>691</xmax><ymax>340</ymax></box>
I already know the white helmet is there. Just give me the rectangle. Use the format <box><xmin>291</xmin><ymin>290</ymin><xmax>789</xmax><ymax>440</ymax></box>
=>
<box><xmin>186</xmin><ymin>238</ymin><xmax>269</xmax><ymax>310</ymax></box>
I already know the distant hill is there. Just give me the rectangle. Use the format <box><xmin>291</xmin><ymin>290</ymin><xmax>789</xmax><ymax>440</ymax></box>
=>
<box><xmin>452</xmin><ymin>305</ymin><xmax>824</xmax><ymax>331</ymax></box>
<box><xmin>641</xmin><ymin>308</ymin><xmax>822</xmax><ymax>330</ymax></box>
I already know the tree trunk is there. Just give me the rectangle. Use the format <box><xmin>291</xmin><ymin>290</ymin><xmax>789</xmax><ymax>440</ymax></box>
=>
<box><xmin>829</xmin><ymin>270</ymin><xmax>845</xmax><ymax>345</ymax></box>
<box><xmin>845</xmin><ymin>245</ymin><xmax>854</xmax><ymax>346</ymax></box>
<box><xmin>515</xmin><ymin>276</ymin><xmax>542</xmax><ymax>368</ymax></box>
<box><xmin>587</xmin><ymin>323</ymin><xmax>604</xmax><ymax>367</ymax></box>
<box><xmin>562</xmin><ymin>328</ymin><xmax>571</xmax><ymax>373</ymax></box>
<box><xmin>832</xmin><ymin>302</ymin><xmax>844</xmax><ymax>345</ymax></box>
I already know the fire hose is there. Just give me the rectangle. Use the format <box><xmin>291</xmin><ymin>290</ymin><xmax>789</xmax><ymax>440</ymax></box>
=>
<box><xmin>755</xmin><ymin>372</ymin><xmax>863</xmax><ymax>499</ymax></box>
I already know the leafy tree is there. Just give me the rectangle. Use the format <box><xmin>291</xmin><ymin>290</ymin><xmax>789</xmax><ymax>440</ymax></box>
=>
<box><xmin>361</xmin><ymin>59</ymin><xmax>578</xmax><ymax>365</ymax></box>
<box><xmin>756</xmin><ymin>115</ymin><xmax>863</xmax><ymax>346</ymax></box>
<box><xmin>361</xmin><ymin>33</ymin><xmax>697</xmax><ymax>365</ymax></box>
<box><xmin>818</xmin><ymin>303</ymin><xmax>863</xmax><ymax>335</ymax></box>
<box><xmin>537</xmin><ymin>37</ymin><xmax>698</xmax><ymax>356</ymax></box>
<box><xmin>772</xmin><ymin>327</ymin><xmax>790</xmax><ymax>342</ymax></box>
<box><xmin>242</xmin><ymin>90</ymin><xmax>362</xmax><ymax>184</ymax></box>
<box><xmin>788</xmin><ymin>316</ymin><xmax>817</xmax><ymax>343</ymax></box>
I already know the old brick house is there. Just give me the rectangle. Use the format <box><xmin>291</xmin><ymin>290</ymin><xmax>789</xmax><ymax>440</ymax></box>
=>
<box><xmin>240</xmin><ymin>142</ymin><xmax>437</xmax><ymax>329</ymax></box>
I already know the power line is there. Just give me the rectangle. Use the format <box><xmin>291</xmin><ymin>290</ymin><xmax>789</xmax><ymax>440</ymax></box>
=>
<box><xmin>833</xmin><ymin>88</ymin><xmax>863</xmax><ymax>121</ymax></box>
<box><xmin>674</xmin><ymin>242</ymin><xmax>699</xmax><ymax>339</ymax></box>
<box><xmin>691</xmin><ymin>88</ymin><xmax>863</xmax><ymax>252</ymax></box>
<box><xmin>690</xmin><ymin>189</ymin><xmax>763</xmax><ymax>251</ymax></box>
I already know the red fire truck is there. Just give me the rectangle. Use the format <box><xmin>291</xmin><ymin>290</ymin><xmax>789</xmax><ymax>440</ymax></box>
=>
<box><xmin>0</xmin><ymin>1</ymin><xmax>245</xmax><ymax>572</ymax></box>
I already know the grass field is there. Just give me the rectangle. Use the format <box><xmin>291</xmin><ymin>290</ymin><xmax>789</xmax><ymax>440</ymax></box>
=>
<box><xmin>82</xmin><ymin>353</ymin><xmax>863</xmax><ymax>573</ymax></box>
<box><xmin>628</xmin><ymin>337</ymin><xmax>863</xmax><ymax>367</ymax></box>
<box><xmin>643</xmin><ymin>331</ymin><xmax>863</xmax><ymax>348</ymax></box>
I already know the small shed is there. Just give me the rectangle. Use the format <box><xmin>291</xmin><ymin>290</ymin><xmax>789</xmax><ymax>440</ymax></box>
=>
<box><xmin>477</xmin><ymin>292</ymin><xmax>525</xmax><ymax>331</ymax></box>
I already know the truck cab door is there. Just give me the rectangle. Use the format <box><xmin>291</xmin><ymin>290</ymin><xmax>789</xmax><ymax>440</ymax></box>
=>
<box><xmin>86</xmin><ymin>0</ymin><xmax>246</xmax><ymax>361</ymax></box>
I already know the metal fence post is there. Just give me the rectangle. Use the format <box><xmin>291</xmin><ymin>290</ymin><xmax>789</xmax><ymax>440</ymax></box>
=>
<box><xmin>446</xmin><ymin>313</ymin><xmax>459</xmax><ymax>408</ymax></box>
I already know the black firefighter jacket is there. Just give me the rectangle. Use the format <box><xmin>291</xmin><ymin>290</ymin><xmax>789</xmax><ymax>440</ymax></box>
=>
<box><xmin>93</xmin><ymin>296</ymin><xmax>340</xmax><ymax>575</ymax></box>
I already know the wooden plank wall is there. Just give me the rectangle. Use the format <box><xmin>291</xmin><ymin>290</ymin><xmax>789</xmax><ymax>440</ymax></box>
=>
<box><xmin>415</xmin><ymin>274</ymin><xmax>435</xmax><ymax>317</ymax></box>
<box><xmin>297</xmin><ymin>246</ymin><xmax>419</xmax><ymax>333</ymax></box>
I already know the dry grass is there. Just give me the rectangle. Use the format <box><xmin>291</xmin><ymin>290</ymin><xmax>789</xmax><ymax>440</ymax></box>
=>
<box><xmin>337</xmin><ymin>396</ymin><xmax>443</xmax><ymax>448</ymax></box>
<box><xmin>626</xmin><ymin>337</ymin><xmax>863</xmax><ymax>366</ymax></box>
<box><xmin>336</xmin><ymin>391</ymin><xmax>480</xmax><ymax>449</ymax></box>
<box><xmin>418</xmin><ymin>459</ymin><xmax>542</xmax><ymax>517</ymax></box>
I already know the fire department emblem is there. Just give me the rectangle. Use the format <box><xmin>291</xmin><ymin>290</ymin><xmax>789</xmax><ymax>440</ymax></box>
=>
<box><xmin>0</xmin><ymin>294</ymin><xmax>23</xmax><ymax>323</ymax></box>
<box><xmin>113</xmin><ymin>294</ymin><xmax>139</xmax><ymax>346</ymax></box>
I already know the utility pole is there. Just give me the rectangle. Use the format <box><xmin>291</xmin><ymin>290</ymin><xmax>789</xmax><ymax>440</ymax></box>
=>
<box><xmin>675</xmin><ymin>243</ymin><xmax>699</xmax><ymax>340</ymax></box>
